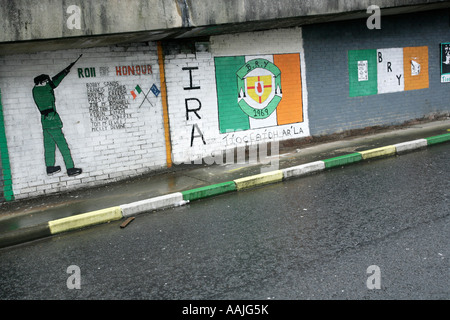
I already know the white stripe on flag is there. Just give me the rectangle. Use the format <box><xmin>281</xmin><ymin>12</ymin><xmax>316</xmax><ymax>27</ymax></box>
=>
<box><xmin>244</xmin><ymin>55</ymin><xmax>278</xmax><ymax>129</ymax></box>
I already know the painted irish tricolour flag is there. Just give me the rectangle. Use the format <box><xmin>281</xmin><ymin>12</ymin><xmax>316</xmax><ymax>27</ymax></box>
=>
<box><xmin>214</xmin><ymin>54</ymin><xmax>304</xmax><ymax>133</ymax></box>
<box><xmin>348</xmin><ymin>46</ymin><xmax>429</xmax><ymax>97</ymax></box>
<box><xmin>130</xmin><ymin>85</ymin><xmax>142</xmax><ymax>99</ymax></box>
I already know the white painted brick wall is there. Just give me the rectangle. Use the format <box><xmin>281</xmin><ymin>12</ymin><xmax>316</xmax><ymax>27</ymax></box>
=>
<box><xmin>165</xmin><ymin>27</ymin><xmax>310</xmax><ymax>165</ymax></box>
<box><xmin>165</xmin><ymin>50</ymin><xmax>221</xmax><ymax>164</ymax></box>
<box><xmin>0</xmin><ymin>43</ymin><xmax>167</xmax><ymax>199</ymax></box>
<box><xmin>0</xmin><ymin>27</ymin><xmax>313</xmax><ymax>200</ymax></box>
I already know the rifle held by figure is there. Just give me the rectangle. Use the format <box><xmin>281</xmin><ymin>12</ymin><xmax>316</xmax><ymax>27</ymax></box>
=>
<box><xmin>65</xmin><ymin>54</ymin><xmax>83</xmax><ymax>73</ymax></box>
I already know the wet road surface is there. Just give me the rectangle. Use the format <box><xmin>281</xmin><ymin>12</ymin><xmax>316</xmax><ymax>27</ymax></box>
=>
<box><xmin>0</xmin><ymin>144</ymin><xmax>448</xmax><ymax>300</ymax></box>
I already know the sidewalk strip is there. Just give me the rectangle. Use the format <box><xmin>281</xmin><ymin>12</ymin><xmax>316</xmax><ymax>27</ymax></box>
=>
<box><xmin>181</xmin><ymin>181</ymin><xmax>236</xmax><ymax>201</ymax></box>
<box><xmin>322</xmin><ymin>153</ymin><xmax>363</xmax><ymax>168</ymax></box>
<box><xmin>358</xmin><ymin>145</ymin><xmax>396</xmax><ymax>160</ymax></box>
<box><xmin>425</xmin><ymin>133</ymin><xmax>450</xmax><ymax>145</ymax></box>
<box><xmin>282</xmin><ymin>161</ymin><xmax>325</xmax><ymax>179</ymax></box>
<box><xmin>234</xmin><ymin>170</ymin><xmax>283</xmax><ymax>190</ymax></box>
<box><xmin>394</xmin><ymin>139</ymin><xmax>428</xmax><ymax>154</ymax></box>
<box><xmin>48</xmin><ymin>206</ymin><xmax>123</xmax><ymax>235</ymax></box>
<box><xmin>120</xmin><ymin>192</ymin><xmax>184</xmax><ymax>217</ymax></box>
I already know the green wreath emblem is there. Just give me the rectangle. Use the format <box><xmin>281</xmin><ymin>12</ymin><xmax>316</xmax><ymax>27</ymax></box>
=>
<box><xmin>236</xmin><ymin>58</ymin><xmax>282</xmax><ymax>119</ymax></box>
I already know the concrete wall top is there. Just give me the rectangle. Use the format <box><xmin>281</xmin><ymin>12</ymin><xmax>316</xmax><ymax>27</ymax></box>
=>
<box><xmin>1</xmin><ymin>0</ymin><xmax>450</xmax><ymax>54</ymax></box>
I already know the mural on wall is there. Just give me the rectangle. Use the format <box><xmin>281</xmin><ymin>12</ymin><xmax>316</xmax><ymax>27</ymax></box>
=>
<box><xmin>215</xmin><ymin>54</ymin><xmax>304</xmax><ymax>133</ymax></box>
<box><xmin>348</xmin><ymin>46</ymin><xmax>429</xmax><ymax>97</ymax></box>
<box><xmin>181</xmin><ymin>66</ymin><xmax>207</xmax><ymax>147</ymax></box>
<box><xmin>86</xmin><ymin>81</ymin><xmax>130</xmax><ymax>131</ymax></box>
<box><xmin>165</xmin><ymin>29</ymin><xmax>310</xmax><ymax>165</ymax></box>
<box><xmin>441</xmin><ymin>42</ymin><xmax>450</xmax><ymax>83</ymax></box>
<box><xmin>84</xmin><ymin>63</ymin><xmax>157</xmax><ymax>131</ymax></box>
<box><xmin>0</xmin><ymin>42</ymin><xmax>167</xmax><ymax>201</ymax></box>
<box><xmin>32</xmin><ymin>55</ymin><xmax>83</xmax><ymax>177</ymax></box>
<box><xmin>131</xmin><ymin>83</ymin><xmax>160</xmax><ymax>108</ymax></box>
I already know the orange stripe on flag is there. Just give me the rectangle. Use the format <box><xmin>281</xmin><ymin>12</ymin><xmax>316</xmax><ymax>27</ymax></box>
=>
<box><xmin>273</xmin><ymin>54</ymin><xmax>303</xmax><ymax>126</ymax></box>
<box><xmin>403</xmin><ymin>46</ymin><xmax>429</xmax><ymax>91</ymax></box>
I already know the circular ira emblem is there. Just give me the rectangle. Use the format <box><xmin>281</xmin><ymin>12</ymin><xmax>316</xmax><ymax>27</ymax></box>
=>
<box><xmin>236</xmin><ymin>58</ymin><xmax>282</xmax><ymax>119</ymax></box>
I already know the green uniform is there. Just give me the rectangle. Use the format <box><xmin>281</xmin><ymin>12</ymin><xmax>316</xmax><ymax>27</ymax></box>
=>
<box><xmin>32</xmin><ymin>69</ymin><xmax>74</xmax><ymax>170</ymax></box>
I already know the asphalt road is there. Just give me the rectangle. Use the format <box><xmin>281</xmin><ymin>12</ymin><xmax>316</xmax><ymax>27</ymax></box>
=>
<box><xmin>0</xmin><ymin>144</ymin><xmax>448</xmax><ymax>302</ymax></box>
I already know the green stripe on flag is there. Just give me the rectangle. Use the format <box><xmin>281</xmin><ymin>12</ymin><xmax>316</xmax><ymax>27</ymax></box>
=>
<box><xmin>348</xmin><ymin>49</ymin><xmax>377</xmax><ymax>97</ymax></box>
<box><xmin>135</xmin><ymin>85</ymin><xmax>142</xmax><ymax>94</ymax></box>
<box><xmin>214</xmin><ymin>56</ymin><xmax>250</xmax><ymax>133</ymax></box>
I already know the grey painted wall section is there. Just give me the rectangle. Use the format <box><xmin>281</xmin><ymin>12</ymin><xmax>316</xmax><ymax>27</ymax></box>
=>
<box><xmin>303</xmin><ymin>10</ymin><xmax>450</xmax><ymax>136</ymax></box>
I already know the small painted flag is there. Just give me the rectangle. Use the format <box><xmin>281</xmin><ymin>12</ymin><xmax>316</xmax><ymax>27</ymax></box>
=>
<box><xmin>348</xmin><ymin>46</ymin><xmax>428</xmax><ymax>96</ymax></box>
<box><xmin>150</xmin><ymin>84</ymin><xmax>160</xmax><ymax>97</ymax></box>
<box><xmin>130</xmin><ymin>85</ymin><xmax>142</xmax><ymax>99</ymax></box>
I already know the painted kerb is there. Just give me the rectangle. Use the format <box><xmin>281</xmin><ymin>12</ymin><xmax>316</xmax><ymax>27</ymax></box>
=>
<box><xmin>181</xmin><ymin>181</ymin><xmax>236</xmax><ymax>201</ymax></box>
<box><xmin>425</xmin><ymin>133</ymin><xmax>450</xmax><ymax>145</ymax></box>
<box><xmin>322</xmin><ymin>153</ymin><xmax>363</xmax><ymax>168</ymax></box>
<box><xmin>234</xmin><ymin>170</ymin><xmax>283</xmax><ymax>191</ymax></box>
<box><xmin>282</xmin><ymin>161</ymin><xmax>325</xmax><ymax>179</ymax></box>
<box><xmin>359</xmin><ymin>145</ymin><xmax>396</xmax><ymax>160</ymax></box>
<box><xmin>1</xmin><ymin>132</ymin><xmax>449</xmax><ymax>249</ymax></box>
<box><xmin>48</xmin><ymin>206</ymin><xmax>122</xmax><ymax>234</ymax></box>
<box><xmin>0</xmin><ymin>223</ymin><xmax>51</xmax><ymax>248</ymax></box>
<box><xmin>394</xmin><ymin>139</ymin><xmax>427</xmax><ymax>154</ymax></box>
<box><xmin>120</xmin><ymin>192</ymin><xmax>184</xmax><ymax>217</ymax></box>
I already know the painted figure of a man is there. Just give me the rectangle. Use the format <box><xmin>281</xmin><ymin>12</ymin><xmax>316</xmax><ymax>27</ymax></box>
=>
<box><xmin>32</xmin><ymin>63</ymin><xmax>82</xmax><ymax>177</ymax></box>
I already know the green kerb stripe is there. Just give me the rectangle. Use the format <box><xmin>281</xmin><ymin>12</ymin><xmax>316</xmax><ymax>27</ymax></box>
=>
<box><xmin>0</xmin><ymin>88</ymin><xmax>14</xmax><ymax>201</ymax></box>
<box><xmin>181</xmin><ymin>181</ymin><xmax>237</xmax><ymax>201</ymax></box>
<box><xmin>322</xmin><ymin>153</ymin><xmax>363</xmax><ymax>168</ymax></box>
<box><xmin>425</xmin><ymin>133</ymin><xmax>450</xmax><ymax>145</ymax></box>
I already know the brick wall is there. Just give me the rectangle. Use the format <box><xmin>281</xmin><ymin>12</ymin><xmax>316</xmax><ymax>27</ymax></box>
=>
<box><xmin>164</xmin><ymin>28</ymin><xmax>310</xmax><ymax>165</ymax></box>
<box><xmin>0</xmin><ymin>9</ymin><xmax>448</xmax><ymax>202</ymax></box>
<box><xmin>0</xmin><ymin>43</ymin><xmax>167</xmax><ymax>200</ymax></box>
<box><xmin>302</xmin><ymin>10</ymin><xmax>450</xmax><ymax>136</ymax></box>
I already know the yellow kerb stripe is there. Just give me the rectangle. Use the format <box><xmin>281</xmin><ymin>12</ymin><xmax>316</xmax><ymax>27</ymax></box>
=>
<box><xmin>48</xmin><ymin>207</ymin><xmax>122</xmax><ymax>235</ymax></box>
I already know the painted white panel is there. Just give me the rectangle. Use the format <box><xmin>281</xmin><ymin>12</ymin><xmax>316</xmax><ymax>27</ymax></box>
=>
<box><xmin>377</xmin><ymin>48</ymin><xmax>404</xmax><ymax>94</ymax></box>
